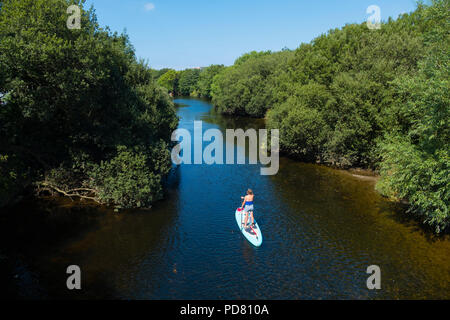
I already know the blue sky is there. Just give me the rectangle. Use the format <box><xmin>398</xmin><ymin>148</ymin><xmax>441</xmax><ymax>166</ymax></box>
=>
<box><xmin>84</xmin><ymin>0</ymin><xmax>419</xmax><ymax>70</ymax></box>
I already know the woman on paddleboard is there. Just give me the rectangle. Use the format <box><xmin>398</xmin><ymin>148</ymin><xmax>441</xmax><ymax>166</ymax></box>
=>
<box><xmin>240</xmin><ymin>189</ymin><xmax>255</xmax><ymax>228</ymax></box>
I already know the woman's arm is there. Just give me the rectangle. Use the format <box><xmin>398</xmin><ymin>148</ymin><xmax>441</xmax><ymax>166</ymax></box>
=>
<box><xmin>241</xmin><ymin>196</ymin><xmax>246</xmax><ymax>208</ymax></box>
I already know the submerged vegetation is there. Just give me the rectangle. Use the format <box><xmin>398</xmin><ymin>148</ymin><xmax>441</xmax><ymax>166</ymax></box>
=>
<box><xmin>154</xmin><ymin>0</ymin><xmax>449</xmax><ymax>232</ymax></box>
<box><xmin>0</xmin><ymin>0</ymin><xmax>178</xmax><ymax>209</ymax></box>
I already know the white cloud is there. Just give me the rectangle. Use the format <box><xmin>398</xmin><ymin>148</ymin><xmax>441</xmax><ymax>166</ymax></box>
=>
<box><xmin>144</xmin><ymin>3</ymin><xmax>155</xmax><ymax>11</ymax></box>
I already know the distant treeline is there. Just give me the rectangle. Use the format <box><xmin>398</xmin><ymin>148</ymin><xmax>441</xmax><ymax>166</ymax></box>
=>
<box><xmin>0</xmin><ymin>0</ymin><xmax>178</xmax><ymax>210</ymax></box>
<box><xmin>151</xmin><ymin>65</ymin><xmax>225</xmax><ymax>99</ymax></box>
<box><xmin>155</xmin><ymin>0</ymin><xmax>449</xmax><ymax>232</ymax></box>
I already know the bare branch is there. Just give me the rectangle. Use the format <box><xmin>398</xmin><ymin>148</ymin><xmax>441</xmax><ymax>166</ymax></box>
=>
<box><xmin>36</xmin><ymin>182</ymin><xmax>103</xmax><ymax>204</ymax></box>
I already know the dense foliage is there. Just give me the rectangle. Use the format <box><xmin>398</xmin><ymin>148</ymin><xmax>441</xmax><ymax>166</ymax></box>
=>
<box><xmin>0</xmin><ymin>0</ymin><xmax>178</xmax><ymax>209</ymax></box>
<box><xmin>157</xmin><ymin>69</ymin><xmax>179</xmax><ymax>95</ymax></box>
<box><xmin>178</xmin><ymin>68</ymin><xmax>201</xmax><ymax>96</ymax></box>
<box><xmin>153</xmin><ymin>64</ymin><xmax>225</xmax><ymax>98</ymax></box>
<box><xmin>196</xmin><ymin>64</ymin><xmax>225</xmax><ymax>99</ymax></box>
<box><xmin>211</xmin><ymin>51</ymin><xmax>292</xmax><ymax>117</ymax></box>
<box><xmin>208</xmin><ymin>0</ymin><xmax>449</xmax><ymax>232</ymax></box>
<box><xmin>376</xmin><ymin>0</ymin><xmax>449</xmax><ymax>232</ymax></box>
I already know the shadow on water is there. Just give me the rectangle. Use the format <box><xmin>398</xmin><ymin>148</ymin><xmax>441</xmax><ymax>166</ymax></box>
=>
<box><xmin>0</xmin><ymin>193</ymin><xmax>180</xmax><ymax>299</ymax></box>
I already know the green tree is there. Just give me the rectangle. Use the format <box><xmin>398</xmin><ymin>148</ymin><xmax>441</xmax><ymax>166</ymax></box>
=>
<box><xmin>267</xmin><ymin>83</ymin><xmax>332</xmax><ymax>161</ymax></box>
<box><xmin>150</xmin><ymin>68</ymin><xmax>171</xmax><ymax>81</ymax></box>
<box><xmin>211</xmin><ymin>50</ymin><xmax>293</xmax><ymax>117</ymax></box>
<box><xmin>195</xmin><ymin>64</ymin><xmax>225</xmax><ymax>99</ymax></box>
<box><xmin>376</xmin><ymin>0</ymin><xmax>449</xmax><ymax>232</ymax></box>
<box><xmin>0</xmin><ymin>0</ymin><xmax>178</xmax><ymax>209</ymax></box>
<box><xmin>178</xmin><ymin>68</ymin><xmax>201</xmax><ymax>96</ymax></box>
<box><xmin>157</xmin><ymin>69</ymin><xmax>179</xmax><ymax>94</ymax></box>
<box><xmin>265</xmin><ymin>8</ymin><xmax>425</xmax><ymax>167</ymax></box>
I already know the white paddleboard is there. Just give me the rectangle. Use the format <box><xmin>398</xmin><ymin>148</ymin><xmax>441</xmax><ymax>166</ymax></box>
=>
<box><xmin>235</xmin><ymin>208</ymin><xmax>263</xmax><ymax>247</ymax></box>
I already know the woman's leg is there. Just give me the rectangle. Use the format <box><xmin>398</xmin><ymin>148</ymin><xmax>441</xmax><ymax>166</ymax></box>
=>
<box><xmin>250</xmin><ymin>211</ymin><xmax>254</xmax><ymax>225</ymax></box>
<box><xmin>243</xmin><ymin>211</ymin><xmax>248</xmax><ymax>227</ymax></box>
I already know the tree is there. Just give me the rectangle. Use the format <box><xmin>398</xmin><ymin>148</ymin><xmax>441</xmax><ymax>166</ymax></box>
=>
<box><xmin>150</xmin><ymin>68</ymin><xmax>171</xmax><ymax>81</ymax></box>
<box><xmin>157</xmin><ymin>69</ymin><xmax>179</xmax><ymax>94</ymax></box>
<box><xmin>267</xmin><ymin>83</ymin><xmax>332</xmax><ymax>161</ymax></box>
<box><xmin>376</xmin><ymin>0</ymin><xmax>449</xmax><ymax>232</ymax></box>
<box><xmin>211</xmin><ymin>50</ymin><xmax>293</xmax><ymax>117</ymax></box>
<box><xmin>0</xmin><ymin>0</ymin><xmax>178</xmax><ymax>209</ymax></box>
<box><xmin>196</xmin><ymin>64</ymin><xmax>225</xmax><ymax>99</ymax></box>
<box><xmin>178</xmin><ymin>68</ymin><xmax>201</xmax><ymax>96</ymax></box>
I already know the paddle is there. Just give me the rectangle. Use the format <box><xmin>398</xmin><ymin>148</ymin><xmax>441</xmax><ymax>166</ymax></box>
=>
<box><xmin>240</xmin><ymin>196</ymin><xmax>245</xmax><ymax>231</ymax></box>
<box><xmin>238</xmin><ymin>207</ymin><xmax>244</xmax><ymax>231</ymax></box>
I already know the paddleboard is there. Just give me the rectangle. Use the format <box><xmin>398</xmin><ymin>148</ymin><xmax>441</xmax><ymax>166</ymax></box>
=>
<box><xmin>235</xmin><ymin>208</ymin><xmax>263</xmax><ymax>247</ymax></box>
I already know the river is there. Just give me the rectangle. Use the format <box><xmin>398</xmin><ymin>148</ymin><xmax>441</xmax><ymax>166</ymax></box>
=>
<box><xmin>1</xmin><ymin>98</ymin><xmax>449</xmax><ymax>299</ymax></box>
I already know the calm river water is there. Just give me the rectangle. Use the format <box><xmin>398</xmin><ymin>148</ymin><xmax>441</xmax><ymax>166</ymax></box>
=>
<box><xmin>1</xmin><ymin>98</ymin><xmax>449</xmax><ymax>299</ymax></box>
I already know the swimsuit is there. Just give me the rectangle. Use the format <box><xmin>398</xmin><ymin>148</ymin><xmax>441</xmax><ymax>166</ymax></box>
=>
<box><xmin>243</xmin><ymin>200</ymin><xmax>254</xmax><ymax>212</ymax></box>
